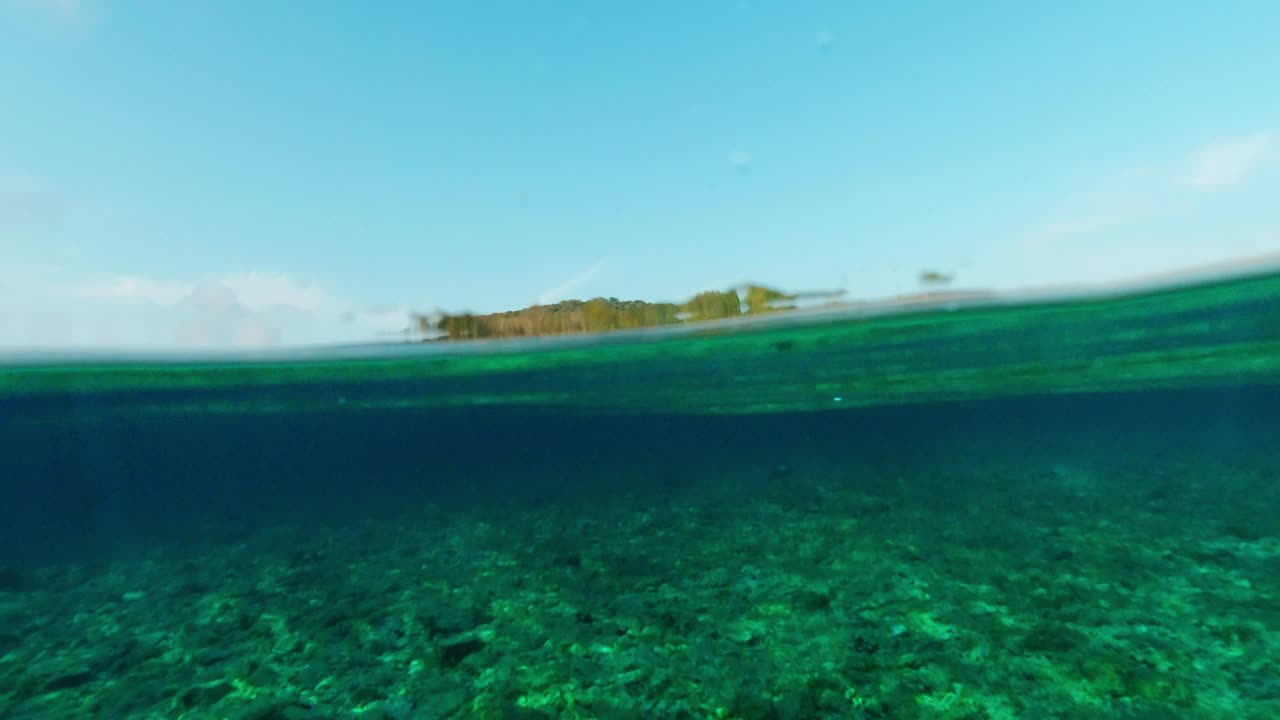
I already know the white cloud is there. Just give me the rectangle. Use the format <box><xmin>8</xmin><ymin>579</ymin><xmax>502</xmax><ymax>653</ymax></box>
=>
<box><xmin>1010</xmin><ymin>130</ymin><xmax>1280</xmax><ymax>288</ymax></box>
<box><xmin>219</xmin><ymin>270</ymin><xmax>338</xmax><ymax>313</ymax></box>
<box><xmin>0</xmin><ymin>267</ymin><xmax>414</xmax><ymax>349</ymax></box>
<box><xmin>173</xmin><ymin>282</ymin><xmax>280</xmax><ymax>348</ymax></box>
<box><xmin>46</xmin><ymin>271</ymin><xmax>343</xmax><ymax>313</ymax></box>
<box><xmin>1183</xmin><ymin>131</ymin><xmax>1278</xmax><ymax>189</ymax></box>
<box><xmin>536</xmin><ymin>260</ymin><xmax>606</xmax><ymax>305</ymax></box>
<box><xmin>1026</xmin><ymin>130</ymin><xmax>1279</xmax><ymax>251</ymax></box>
<box><xmin>54</xmin><ymin>275</ymin><xmax>192</xmax><ymax>305</ymax></box>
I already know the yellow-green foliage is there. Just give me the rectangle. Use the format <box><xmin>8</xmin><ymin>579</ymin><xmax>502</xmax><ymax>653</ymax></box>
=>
<box><xmin>680</xmin><ymin>290</ymin><xmax>742</xmax><ymax>322</ymax></box>
<box><xmin>426</xmin><ymin>284</ymin><xmax>790</xmax><ymax>340</ymax></box>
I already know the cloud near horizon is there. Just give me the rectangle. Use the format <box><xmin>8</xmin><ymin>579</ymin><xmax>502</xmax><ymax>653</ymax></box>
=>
<box><xmin>1</xmin><ymin>268</ymin><xmax>413</xmax><ymax>349</ymax></box>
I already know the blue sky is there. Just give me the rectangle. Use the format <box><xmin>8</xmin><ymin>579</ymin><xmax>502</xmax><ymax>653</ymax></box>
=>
<box><xmin>2</xmin><ymin>1</ymin><xmax>1278</xmax><ymax>348</ymax></box>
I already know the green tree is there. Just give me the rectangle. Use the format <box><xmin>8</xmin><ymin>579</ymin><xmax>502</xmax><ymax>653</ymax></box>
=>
<box><xmin>582</xmin><ymin>298</ymin><xmax>617</xmax><ymax>331</ymax></box>
<box><xmin>681</xmin><ymin>290</ymin><xmax>742</xmax><ymax>321</ymax></box>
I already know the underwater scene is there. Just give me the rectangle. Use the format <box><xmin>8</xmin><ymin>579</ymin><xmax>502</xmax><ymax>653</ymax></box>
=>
<box><xmin>2</xmin><ymin>268</ymin><xmax>1280</xmax><ymax>720</ymax></box>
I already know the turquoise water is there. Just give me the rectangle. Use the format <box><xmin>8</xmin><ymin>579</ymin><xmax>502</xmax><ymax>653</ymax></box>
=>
<box><xmin>2</xmin><ymin>270</ymin><xmax>1280</xmax><ymax>719</ymax></box>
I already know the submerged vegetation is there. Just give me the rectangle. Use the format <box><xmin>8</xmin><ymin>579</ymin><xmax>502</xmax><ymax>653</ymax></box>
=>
<box><xmin>421</xmin><ymin>284</ymin><xmax>806</xmax><ymax>340</ymax></box>
<box><xmin>5</xmin><ymin>412</ymin><xmax>1280</xmax><ymax>719</ymax></box>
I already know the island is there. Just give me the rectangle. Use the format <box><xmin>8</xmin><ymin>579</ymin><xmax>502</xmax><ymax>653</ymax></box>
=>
<box><xmin>416</xmin><ymin>284</ymin><xmax>832</xmax><ymax>340</ymax></box>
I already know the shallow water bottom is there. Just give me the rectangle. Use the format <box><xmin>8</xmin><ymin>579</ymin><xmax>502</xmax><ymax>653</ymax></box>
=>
<box><xmin>2</xmin><ymin>390</ymin><xmax>1279</xmax><ymax>719</ymax></box>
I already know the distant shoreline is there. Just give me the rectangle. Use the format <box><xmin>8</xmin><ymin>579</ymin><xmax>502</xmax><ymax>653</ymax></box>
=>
<box><xmin>3</xmin><ymin>252</ymin><xmax>1277</xmax><ymax>362</ymax></box>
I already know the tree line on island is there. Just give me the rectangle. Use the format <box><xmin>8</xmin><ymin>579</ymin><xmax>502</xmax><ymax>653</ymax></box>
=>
<box><xmin>417</xmin><ymin>284</ymin><xmax>830</xmax><ymax>340</ymax></box>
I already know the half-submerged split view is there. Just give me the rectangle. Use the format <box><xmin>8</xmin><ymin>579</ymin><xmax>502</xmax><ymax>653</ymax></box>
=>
<box><xmin>3</xmin><ymin>264</ymin><xmax>1280</xmax><ymax>719</ymax></box>
<box><xmin>5</xmin><ymin>4</ymin><xmax>1280</xmax><ymax>720</ymax></box>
